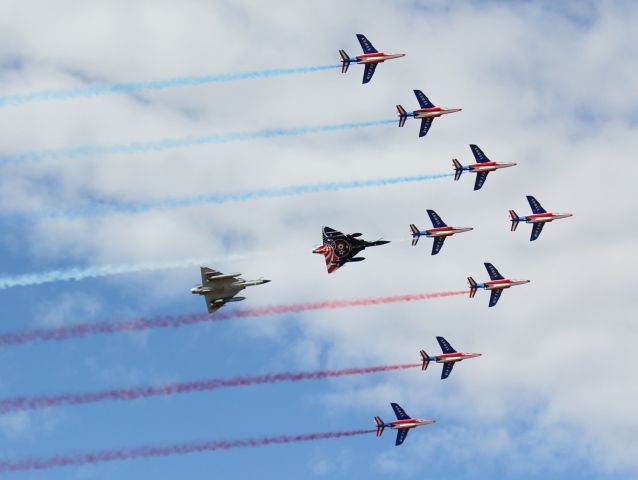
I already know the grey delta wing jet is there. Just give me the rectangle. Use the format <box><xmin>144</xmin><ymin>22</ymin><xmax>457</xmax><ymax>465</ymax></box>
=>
<box><xmin>191</xmin><ymin>267</ymin><xmax>270</xmax><ymax>313</ymax></box>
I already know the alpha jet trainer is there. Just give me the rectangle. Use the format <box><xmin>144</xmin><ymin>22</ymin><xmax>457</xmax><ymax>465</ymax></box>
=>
<box><xmin>374</xmin><ymin>403</ymin><xmax>435</xmax><ymax>446</ymax></box>
<box><xmin>396</xmin><ymin>89</ymin><xmax>461</xmax><ymax>138</ymax></box>
<box><xmin>468</xmin><ymin>262</ymin><xmax>530</xmax><ymax>307</ymax></box>
<box><xmin>510</xmin><ymin>195</ymin><xmax>573</xmax><ymax>241</ymax></box>
<box><xmin>339</xmin><ymin>34</ymin><xmax>405</xmax><ymax>84</ymax></box>
<box><xmin>410</xmin><ymin>209</ymin><xmax>473</xmax><ymax>255</ymax></box>
<box><xmin>420</xmin><ymin>336</ymin><xmax>481</xmax><ymax>379</ymax></box>
<box><xmin>313</xmin><ymin>226</ymin><xmax>389</xmax><ymax>273</ymax></box>
<box><xmin>191</xmin><ymin>267</ymin><xmax>270</xmax><ymax>313</ymax></box>
<box><xmin>453</xmin><ymin>144</ymin><xmax>517</xmax><ymax>191</ymax></box>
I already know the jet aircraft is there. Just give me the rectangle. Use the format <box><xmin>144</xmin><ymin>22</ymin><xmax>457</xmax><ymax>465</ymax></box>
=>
<box><xmin>374</xmin><ymin>403</ymin><xmax>435</xmax><ymax>446</ymax></box>
<box><xmin>339</xmin><ymin>34</ymin><xmax>405</xmax><ymax>84</ymax></box>
<box><xmin>510</xmin><ymin>196</ymin><xmax>573</xmax><ymax>241</ymax></box>
<box><xmin>410</xmin><ymin>209</ymin><xmax>473</xmax><ymax>255</ymax></box>
<box><xmin>420</xmin><ymin>336</ymin><xmax>481</xmax><ymax>379</ymax></box>
<box><xmin>453</xmin><ymin>144</ymin><xmax>517</xmax><ymax>191</ymax></box>
<box><xmin>191</xmin><ymin>267</ymin><xmax>270</xmax><ymax>313</ymax></box>
<box><xmin>312</xmin><ymin>227</ymin><xmax>389</xmax><ymax>273</ymax></box>
<box><xmin>396</xmin><ymin>89</ymin><xmax>461</xmax><ymax>137</ymax></box>
<box><xmin>468</xmin><ymin>262</ymin><xmax>530</xmax><ymax>307</ymax></box>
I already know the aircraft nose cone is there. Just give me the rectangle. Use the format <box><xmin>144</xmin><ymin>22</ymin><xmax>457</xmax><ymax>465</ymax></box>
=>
<box><xmin>261</xmin><ymin>279</ymin><xmax>271</xmax><ymax>284</ymax></box>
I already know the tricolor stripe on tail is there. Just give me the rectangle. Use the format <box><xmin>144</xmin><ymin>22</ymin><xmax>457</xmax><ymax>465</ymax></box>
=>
<box><xmin>339</xmin><ymin>50</ymin><xmax>351</xmax><ymax>73</ymax></box>
<box><xmin>410</xmin><ymin>224</ymin><xmax>420</xmax><ymax>246</ymax></box>
<box><xmin>509</xmin><ymin>210</ymin><xmax>520</xmax><ymax>231</ymax></box>
<box><xmin>397</xmin><ymin>105</ymin><xmax>408</xmax><ymax>127</ymax></box>
<box><xmin>420</xmin><ymin>350</ymin><xmax>430</xmax><ymax>371</ymax></box>
<box><xmin>374</xmin><ymin>416</ymin><xmax>385</xmax><ymax>437</ymax></box>
<box><xmin>453</xmin><ymin>159</ymin><xmax>463</xmax><ymax>181</ymax></box>
<box><xmin>467</xmin><ymin>277</ymin><xmax>478</xmax><ymax>298</ymax></box>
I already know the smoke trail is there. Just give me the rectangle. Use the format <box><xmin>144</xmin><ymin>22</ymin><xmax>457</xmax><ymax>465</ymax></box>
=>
<box><xmin>0</xmin><ymin>363</ymin><xmax>420</xmax><ymax>414</ymax></box>
<box><xmin>0</xmin><ymin>64</ymin><xmax>341</xmax><ymax>108</ymax></box>
<box><xmin>49</xmin><ymin>173</ymin><xmax>453</xmax><ymax>219</ymax></box>
<box><xmin>0</xmin><ymin>119</ymin><xmax>395</xmax><ymax>164</ymax></box>
<box><xmin>0</xmin><ymin>429</ymin><xmax>375</xmax><ymax>473</ymax></box>
<box><xmin>0</xmin><ymin>290</ymin><xmax>468</xmax><ymax>348</ymax></box>
<box><xmin>0</xmin><ymin>253</ymin><xmax>263</xmax><ymax>289</ymax></box>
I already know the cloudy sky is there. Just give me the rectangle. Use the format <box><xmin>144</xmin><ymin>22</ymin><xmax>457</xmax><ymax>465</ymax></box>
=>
<box><xmin>0</xmin><ymin>0</ymin><xmax>637</xmax><ymax>478</ymax></box>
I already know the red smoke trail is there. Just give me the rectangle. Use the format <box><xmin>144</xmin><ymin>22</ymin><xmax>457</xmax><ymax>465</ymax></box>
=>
<box><xmin>0</xmin><ymin>429</ymin><xmax>376</xmax><ymax>473</ymax></box>
<box><xmin>0</xmin><ymin>363</ymin><xmax>420</xmax><ymax>414</ymax></box>
<box><xmin>0</xmin><ymin>290</ymin><xmax>467</xmax><ymax>348</ymax></box>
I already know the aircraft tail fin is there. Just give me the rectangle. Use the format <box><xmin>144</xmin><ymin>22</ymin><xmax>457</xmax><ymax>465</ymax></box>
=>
<box><xmin>374</xmin><ymin>416</ymin><xmax>385</xmax><ymax>437</ymax></box>
<box><xmin>397</xmin><ymin>105</ymin><xmax>408</xmax><ymax>127</ymax></box>
<box><xmin>420</xmin><ymin>350</ymin><xmax>430</xmax><ymax>371</ymax></box>
<box><xmin>509</xmin><ymin>210</ymin><xmax>520</xmax><ymax>231</ymax></box>
<box><xmin>452</xmin><ymin>159</ymin><xmax>463</xmax><ymax>181</ymax></box>
<box><xmin>409</xmin><ymin>224</ymin><xmax>420</xmax><ymax>246</ymax></box>
<box><xmin>339</xmin><ymin>49</ymin><xmax>351</xmax><ymax>73</ymax></box>
<box><xmin>467</xmin><ymin>277</ymin><xmax>478</xmax><ymax>298</ymax></box>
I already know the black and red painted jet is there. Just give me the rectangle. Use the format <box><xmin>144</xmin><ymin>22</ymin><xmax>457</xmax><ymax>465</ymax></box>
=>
<box><xmin>312</xmin><ymin>226</ymin><xmax>389</xmax><ymax>273</ymax></box>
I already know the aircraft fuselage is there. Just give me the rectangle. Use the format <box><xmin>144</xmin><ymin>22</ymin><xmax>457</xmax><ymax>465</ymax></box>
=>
<box><xmin>387</xmin><ymin>418</ymin><xmax>436</xmax><ymax>430</ymax></box>
<box><xmin>466</xmin><ymin>161</ymin><xmax>517</xmax><ymax>173</ymax></box>
<box><xmin>354</xmin><ymin>52</ymin><xmax>405</xmax><ymax>64</ymax></box>
<box><xmin>479</xmin><ymin>278</ymin><xmax>530</xmax><ymax>290</ymax></box>
<box><xmin>432</xmin><ymin>352</ymin><xmax>482</xmax><ymax>363</ymax></box>
<box><xmin>522</xmin><ymin>213</ymin><xmax>573</xmax><ymax>223</ymax></box>
<box><xmin>410</xmin><ymin>107</ymin><xmax>462</xmax><ymax>119</ymax></box>
<box><xmin>421</xmin><ymin>226</ymin><xmax>473</xmax><ymax>238</ymax></box>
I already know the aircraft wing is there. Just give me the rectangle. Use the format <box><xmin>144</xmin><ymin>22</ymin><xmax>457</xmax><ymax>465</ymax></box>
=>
<box><xmin>204</xmin><ymin>295</ymin><xmax>224</xmax><ymax>314</ymax></box>
<box><xmin>473</xmin><ymin>171</ymin><xmax>489</xmax><ymax>191</ymax></box>
<box><xmin>489</xmin><ymin>288</ymin><xmax>503</xmax><ymax>307</ymax></box>
<box><xmin>419</xmin><ymin>118</ymin><xmax>433</xmax><ymax>138</ymax></box>
<box><xmin>395</xmin><ymin>428</ymin><xmax>409</xmax><ymax>446</ymax></box>
<box><xmin>427</xmin><ymin>209</ymin><xmax>447</xmax><ymax>228</ymax></box>
<box><xmin>362</xmin><ymin>63</ymin><xmax>377</xmax><ymax>84</ymax></box>
<box><xmin>530</xmin><ymin>222</ymin><xmax>545</xmax><ymax>242</ymax></box>
<box><xmin>484</xmin><ymin>263</ymin><xmax>505</xmax><ymax>280</ymax></box>
<box><xmin>441</xmin><ymin>361</ymin><xmax>455</xmax><ymax>379</ymax></box>
<box><xmin>201</xmin><ymin>267</ymin><xmax>221</xmax><ymax>286</ymax></box>
<box><xmin>414</xmin><ymin>90</ymin><xmax>435</xmax><ymax>109</ymax></box>
<box><xmin>526</xmin><ymin>195</ymin><xmax>546</xmax><ymax>214</ymax></box>
<box><xmin>469</xmin><ymin>144</ymin><xmax>490</xmax><ymax>163</ymax></box>
<box><xmin>322</xmin><ymin>226</ymin><xmax>344</xmax><ymax>242</ymax></box>
<box><xmin>431</xmin><ymin>236</ymin><xmax>446</xmax><ymax>256</ymax></box>
<box><xmin>391</xmin><ymin>402</ymin><xmax>410</xmax><ymax>420</ymax></box>
<box><xmin>356</xmin><ymin>34</ymin><xmax>378</xmax><ymax>54</ymax></box>
<box><xmin>436</xmin><ymin>336</ymin><xmax>456</xmax><ymax>354</ymax></box>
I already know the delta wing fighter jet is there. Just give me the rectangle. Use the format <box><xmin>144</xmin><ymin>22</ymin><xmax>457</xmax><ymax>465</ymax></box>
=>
<box><xmin>339</xmin><ymin>34</ymin><xmax>405</xmax><ymax>84</ymax></box>
<box><xmin>410</xmin><ymin>209</ymin><xmax>473</xmax><ymax>255</ymax></box>
<box><xmin>374</xmin><ymin>403</ymin><xmax>435</xmax><ymax>446</ymax></box>
<box><xmin>396</xmin><ymin>90</ymin><xmax>461</xmax><ymax>138</ymax></box>
<box><xmin>510</xmin><ymin>196</ymin><xmax>573</xmax><ymax>241</ymax></box>
<box><xmin>468</xmin><ymin>262</ymin><xmax>530</xmax><ymax>307</ymax></box>
<box><xmin>420</xmin><ymin>336</ymin><xmax>482</xmax><ymax>379</ymax></box>
<box><xmin>312</xmin><ymin>226</ymin><xmax>389</xmax><ymax>273</ymax></box>
<box><xmin>191</xmin><ymin>267</ymin><xmax>270</xmax><ymax>313</ymax></box>
<box><xmin>453</xmin><ymin>144</ymin><xmax>517</xmax><ymax>191</ymax></box>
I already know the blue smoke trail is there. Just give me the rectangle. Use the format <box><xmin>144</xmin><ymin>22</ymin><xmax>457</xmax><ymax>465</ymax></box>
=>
<box><xmin>0</xmin><ymin>253</ymin><xmax>263</xmax><ymax>289</ymax></box>
<box><xmin>0</xmin><ymin>64</ymin><xmax>341</xmax><ymax>108</ymax></box>
<box><xmin>50</xmin><ymin>173</ymin><xmax>453</xmax><ymax>219</ymax></box>
<box><xmin>0</xmin><ymin>118</ymin><xmax>396</xmax><ymax>164</ymax></box>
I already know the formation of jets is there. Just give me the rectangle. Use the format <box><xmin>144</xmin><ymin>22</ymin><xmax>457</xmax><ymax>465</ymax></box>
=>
<box><xmin>182</xmin><ymin>34</ymin><xmax>573</xmax><ymax>450</ymax></box>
